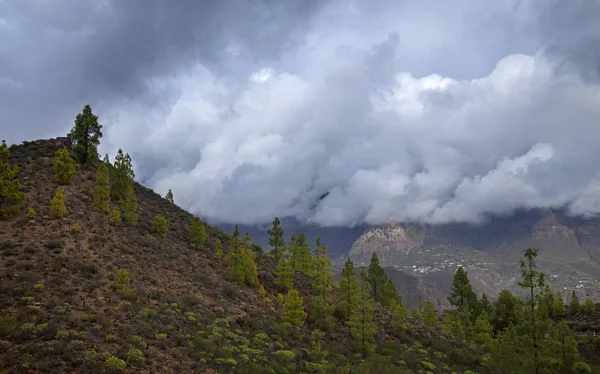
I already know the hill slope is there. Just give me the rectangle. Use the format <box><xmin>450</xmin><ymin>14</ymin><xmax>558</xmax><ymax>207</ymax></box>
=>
<box><xmin>0</xmin><ymin>138</ymin><xmax>482</xmax><ymax>373</ymax></box>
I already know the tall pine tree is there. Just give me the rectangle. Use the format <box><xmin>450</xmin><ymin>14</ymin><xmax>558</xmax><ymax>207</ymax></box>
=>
<box><xmin>0</xmin><ymin>140</ymin><xmax>25</xmax><ymax>219</ymax></box>
<box><xmin>92</xmin><ymin>162</ymin><xmax>110</xmax><ymax>212</ymax></box>
<box><xmin>282</xmin><ymin>288</ymin><xmax>307</xmax><ymax>326</ymax></box>
<box><xmin>347</xmin><ymin>268</ymin><xmax>376</xmax><ymax>356</ymax></box>
<box><xmin>122</xmin><ymin>184</ymin><xmax>138</xmax><ymax>226</ymax></box>
<box><xmin>268</xmin><ymin>217</ymin><xmax>285</xmax><ymax>261</ymax></box>
<box><xmin>188</xmin><ymin>217</ymin><xmax>206</xmax><ymax>250</ymax></box>
<box><xmin>53</xmin><ymin>147</ymin><xmax>76</xmax><ymax>185</ymax></box>
<box><xmin>111</xmin><ymin>149</ymin><xmax>134</xmax><ymax>203</ymax></box>
<box><xmin>367</xmin><ymin>252</ymin><xmax>388</xmax><ymax>304</ymax></box>
<box><xmin>68</xmin><ymin>104</ymin><xmax>103</xmax><ymax>165</ymax></box>
<box><xmin>339</xmin><ymin>258</ymin><xmax>359</xmax><ymax>321</ymax></box>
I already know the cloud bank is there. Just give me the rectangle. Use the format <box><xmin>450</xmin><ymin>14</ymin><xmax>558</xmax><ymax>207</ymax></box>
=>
<box><xmin>2</xmin><ymin>0</ymin><xmax>600</xmax><ymax>226</ymax></box>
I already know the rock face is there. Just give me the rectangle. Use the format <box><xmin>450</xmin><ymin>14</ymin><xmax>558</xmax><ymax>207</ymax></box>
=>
<box><xmin>348</xmin><ymin>208</ymin><xmax>600</xmax><ymax>305</ymax></box>
<box><xmin>349</xmin><ymin>223</ymin><xmax>425</xmax><ymax>255</ymax></box>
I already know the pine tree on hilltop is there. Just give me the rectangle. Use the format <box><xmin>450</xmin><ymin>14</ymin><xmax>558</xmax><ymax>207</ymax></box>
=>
<box><xmin>68</xmin><ymin>104</ymin><xmax>103</xmax><ymax>166</ymax></box>
<box><xmin>111</xmin><ymin>149</ymin><xmax>134</xmax><ymax>203</ymax></box>
<box><xmin>268</xmin><ymin>217</ymin><xmax>285</xmax><ymax>261</ymax></box>
<box><xmin>50</xmin><ymin>187</ymin><xmax>67</xmax><ymax>218</ymax></box>
<box><xmin>274</xmin><ymin>251</ymin><xmax>294</xmax><ymax>291</ymax></box>
<box><xmin>0</xmin><ymin>140</ymin><xmax>26</xmax><ymax>219</ymax></box>
<box><xmin>188</xmin><ymin>217</ymin><xmax>206</xmax><ymax>250</ymax></box>
<box><xmin>294</xmin><ymin>232</ymin><xmax>313</xmax><ymax>276</ymax></box>
<box><xmin>92</xmin><ymin>163</ymin><xmax>110</xmax><ymax>212</ymax></box>
<box><xmin>309</xmin><ymin>239</ymin><xmax>334</xmax><ymax>330</ymax></box>
<box><xmin>53</xmin><ymin>146</ymin><xmax>76</xmax><ymax>185</ymax></box>
<box><xmin>165</xmin><ymin>189</ymin><xmax>174</xmax><ymax>204</ymax></box>
<box><xmin>242</xmin><ymin>233</ymin><xmax>259</xmax><ymax>287</ymax></box>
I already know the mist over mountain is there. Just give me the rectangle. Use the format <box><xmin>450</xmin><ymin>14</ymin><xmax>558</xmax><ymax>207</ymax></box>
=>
<box><xmin>3</xmin><ymin>0</ymin><xmax>600</xmax><ymax>227</ymax></box>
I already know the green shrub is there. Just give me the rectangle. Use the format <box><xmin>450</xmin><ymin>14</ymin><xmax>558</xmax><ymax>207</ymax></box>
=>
<box><xmin>49</xmin><ymin>187</ymin><xmax>67</xmax><ymax>218</ymax></box>
<box><xmin>127</xmin><ymin>348</ymin><xmax>145</xmax><ymax>363</ymax></box>
<box><xmin>45</xmin><ymin>239</ymin><xmax>64</xmax><ymax>249</ymax></box>
<box><xmin>26</xmin><ymin>208</ymin><xmax>36</xmax><ymax>220</ymax></box>
<box><xmin>0</xmin><ymin>314</ymin><xmax>17</xmax><ymax>336</ymax></box>
<box><xmin>109</xmin><ymin>207</ymin><xmax>122</xmax><ymax>226</ymax></box>
<box><xmin>54</xmin><ymin>146</ymin><xmax>76</xmax><ymax>185</ymax></box>
<box><xmin>153</xmin><ymin>214</ymin><xmax>168</xmax><ymax>238</ymax></box>
<box><xmin>105</xmin><ymin>355</ymin><xmax>126</xmax><ymax>372</ymax></box>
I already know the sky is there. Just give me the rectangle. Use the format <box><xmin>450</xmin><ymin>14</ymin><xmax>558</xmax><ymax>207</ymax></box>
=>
<box><xmin>2</xmin><ymin>0</ymin><xmax>600</xmax><ymax>226</ymax></box>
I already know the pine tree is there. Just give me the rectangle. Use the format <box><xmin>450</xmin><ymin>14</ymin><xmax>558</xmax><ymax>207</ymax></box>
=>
<box><xmin>268</xmin><ymin>217</ymin><xmax>285</xmax><ymax>261</ymax></box>
<box><xmin>569</xmin><ymin>291</ymin><xmax>581</xmax><ymax>315</ymax></box>
<box><xmin>549</xmin><ymin>320</ymin><xmax>581</xmax><ymax>373</ymax></box>
<box><xmin>339</xmin><ymin>258</ymin><xmax>359</xmax><ymax>321</ymax></box>
<box><xmin>309</xmin><ymin>295</ymin><xmax>334</xmax><ymax>330</ymax></box>
<box><xmin>541</xmin><ymin>285</ymin><xmax>555</xmax><ymax>317</ymax></box>
<box><xmin>473</xmin><ymin>311</ymin><xmax>493</xmax><ymax>346</ymax></box>
<box><xmin>153</xmin><ymin>214</ymin><xmax>168</xmax><ymax>238</ymax></box>
<box><xmin>584</xmin><ymin>297</ymin><xmax>596</xmax><ymax>316</ymax></box>
<box><xmin>312</xmin><ymin>241</ymin><xmax>333</xmax><ymax>298</ymax></box>
<box><xmin>188</xmin><ymin>217</ymin><xmax>206</xmax><ymax>250</ymax></box>
<box><xmin>109</xmin><ymin>206</ymin><xmax>121</xmax><ymax>226</ymax></box>
<box><xmin>68</xmin><ymin>105</ymin><xmax>103</xmax><ymax>165</ymax></box>
<box><xmin>282</xmin><ymin>288</ymin><xmax>307</xmax><ymax>326</ymax></box>
<box><xmin>390</xmin><ymin>300</ymin><xmax>408</xmax><ymax>334</ymax></box>
<box><xmin>448</xmin><ymin>266</ymin><xmax>478</xmax><ymax>315</ymax></box>
<box><xmin>347</xmin><ymin>268</ymin><xmax>376</xmax><ymax>356</ymax></box>
<box><xmin>294</xmin><ymin>232</ymin><xmax>313</xmax><ymax>276</ymax></box>
<box><xmin>288</xmin><ymin>234</ymin><xmax>298</xmax><ymax>272</ymax></box>
<box><xmin>214</xmin><ymin>239</ymin><xmax>223</xmax><ymax>259</ymax></box>
<box><xmin>274</xmin><ymin>252</ymin><xmax>294</xmax><ymax>291</ymax></box>
<box><xmin>115</xmin><ymin>269</ymin><xmax>130</xmax><ymax>292</ymax></box>
<box><xmin>0</xmin><ymin>140</ymin><xmax>26</xmax><ymax>219</ymax></box>
<box><xmin>53</xmin><ymin>147</ymin><xmax>76</xmax><ymax>185</ymax></box>
<box><xmin>367</xmin><ymin>252</ymin><xmax>388</xmax><ymax>304</ymax></box>
<box><xmin>480</xmin><ymin>294</ymin><xmax>493</xmax><ymax>317</ymax></box>
<box><xmin>92</xmin><ymin>163</ymin><xmax>110</xmax><ymax>212</ymax></box>
<box><xmin>423</xmin><ymin>300</ymin><xmax>438</xmax><ymax>327</ymax></box>
<box><xmin>554</xmin><ymin>292</ymin><xmax>567</xmax><ymax>317</ymax></box>
<box><xmin>122</xmin><ymin>184</ymin><xmax>138</xmax><ymax>226</ymax></box>
<box><xmin>410</xmin><ymin>306</ymin><xmax>423</xmax><ymax>322</ymax></box>
<box><xmin>49</xmin><ymin>187</ymin><xmax>67</xmax><ymax>218</ymax></box>
<box><xmin>492</xmin><ymin>289</ymin><xmax>522</xmax><ymax>333</ymax></box>
<box><xmin>165</xmin><ymin>189</ymin><xmax>174</xmax><ymax>204</ymax></box>
<box><xmin>226</xmin><ymin>226</ymin><xmax>245</xmax><ymax>285</ymax></box>
<box><xmin>518</xmin><ymin>248</ymin><xmax>545</xmax><ymax>374</ymax></box>
<box><xmin>111</xmin><ymin>149</ymin><xmax>134</xmax><ymax>203</ymax></box>
<box><xmin>242</xmin><ymin>233</ymin><xmax>259</xmax><ymax>287</ymax></box>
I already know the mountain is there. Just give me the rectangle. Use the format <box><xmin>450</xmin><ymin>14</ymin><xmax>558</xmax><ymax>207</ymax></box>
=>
<box><xmin>349</xmin><ymin>209</ymin><xmax>600</xmax><ymax>304</ymax></box>
<box><xmin>0</xmin><ymin>138</ymin><xmax>486</xmax><ymax>373</ymax></box>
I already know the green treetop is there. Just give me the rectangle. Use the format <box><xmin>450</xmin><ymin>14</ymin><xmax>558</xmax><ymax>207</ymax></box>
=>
<box><xmin>68</xmin><ymin>104</ymin><xmax>103</xmax><ymax>165</ymax></box>
<box><xmin>53</xmin><ymin>146</ymin><xmax>76</xmax><ymax>185</ymax></box>
<box><xmin>274</xmin><ymin>251</ymin><xmax>294</xmax><ymax>291</ymax></box>
<box><xmin>367</xmin><ymin>252</ymin><xmax>388</xmax><ymax>304</ymax></box>
<box><xmin>0</xmin><ymin>140</ymin><xmax>26</xmax><ymax>219</ymax></box>
<box><xmin>423</xmin><ymin>300</ymin><xmax>438</xmax><ymax>328</ymax></box>
<box><xmin>554</xmin><ymin>292</ymin><xmax>566</xmax><ymax>317</ymax></box>
<box><xmin>282</xmin><ymin>288</ymin><xmax>307</xmax><ymax>326</ymax></box>
<box><xmin>569</xmin><ymin>291</ymin><xmax>581</xmax><ymax>315</ymax></box>
<box><xmin>268</xmin><ymin>217</ymin><xmax>286</xmax><ymax>261</ymax></box>
<box><xmin>584</xmin><ymin>297</ymin><xmax>596</xmax><ymax>316</ymax></box>
<box><xmin>294</xmin><ymin>232</ymin><xmax>313</xmax><ymax>276</ymax></box>
<box><xmin>122</xmin><ymin>184</ymin><xmax>138</xmax><ymax>226</ymax></box>
<box><xmin>153</xmin><ymin>214</ymin><xmax>168</xmax><ymax>238</ymax></box>
<box><xmin>165</xmin><ymin>189</ymin><xmax>174</xmax><ymax>204</ymax></box>
<box><xmin>92</xmin><ymin>162</ymin><xmax>110</xmax><ymax>212</ymax></box>
<box><xmin>339</xmin><ymin>258</ymin><xmax>359</xmax><ymax>321</ymax></box>
<box><xmin>50</xmin><ymin>187</ymin><xmax>67</xmax><ymax>218</ymax></box>
<box><xmin>347</xmin><ymin>268</ymin><xmax>376</xmax><ymax>356</ymax></box>
<box><xmin>188</xmin><ymin>217</ymin><xmax>206</xmax><ymax>250</ymax></box>
<box><xmin>448</xmin><ymin>266</ymin><xmax>478</xmax><ymax>314</ymax></box>
<box><xmin>111</xmin><ymin>149</ymin><xmax>134</xmax><ymax>203</ymax></box>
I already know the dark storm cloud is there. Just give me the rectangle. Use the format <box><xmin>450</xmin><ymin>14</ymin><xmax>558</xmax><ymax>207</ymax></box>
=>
<box><xmin>3</xmin><ymin>0</ymin><xmax>600</xmax><ymax>226</ymax></box>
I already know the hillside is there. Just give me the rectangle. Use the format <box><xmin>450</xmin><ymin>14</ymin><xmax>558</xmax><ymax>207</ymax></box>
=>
<box><xmin>0</xmin><ymin>138</ymin><xmax>484</xmax><ymax>373</ymax></box>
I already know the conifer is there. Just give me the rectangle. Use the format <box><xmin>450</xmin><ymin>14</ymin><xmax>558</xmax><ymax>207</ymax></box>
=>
<box><xmin>448</xmin><ymin>266</ymin><xmax>478</xmax><ymax>314</ymax></box>
<box><xmin>68</xmin><ymin>104</ymin><xmax>103</xmax><ymax>165</ymax></box>
<box><xmin>53</xmin><ymin>147</ymin><xmax>76</xmax><ymax>185</ymax></box>
<box><xmin>423</xmin><ymin>300</ymin><xmax>438</xmax><ymax>327</ymax></box>
<box><xmin>153</xmin><ymin>214</ymin><xmax>168</xmax><ymax>238</ymax></box>
<box><xmin>242</xmin><ymin>233</ymin><xmax>259</xmax><ymax>287</ymax></box>
<box><xmin>309</xmin><ymin>295</ymin><xmax>335</xmax><ymax>330</ymax></box>
<box><xmin>92</xmin><ymin>163</ymin><xmax>110</xmax><ymax>212</ymax></box>
<box><xmin>390</xmin><ymin>300</ymin><xmax>408</xmax><ymax>334</ymax></box>
<box><xmin>367</xmin><ymin>252</ymin><xmax>388</xmax><ymax>303</ymax></box>
<box><xmin>274</xmin><ymin>252</ymin><xmax>294</xmax><ymax>291</ymax></box>
<box><xmin>339</xmin><ymin>258</ymin><xmax>359</xmax><ymax>321</ymax></box>
<box><xmin>214</xmin><ymin>239</ymin><xmax>223</xmax><ymax>259</ymax></box>
<box><xmin>282</xmin><ymin>288</ymin><xmax>307</xmax><ymax>326</ymax></box>
<box><xmin>0</xmin><ymin>140</ymin><xmax>25</xmax><ymax>219</ymax></box>
<box><xmin>295</xmin><ymin>233</ymin><xmax>313</xmax><ymax>276</ymax></box>
<box><xmin>188</xmin><ymin>217</ymin><xmax>206</xmax><ymax>250</ymax></box>
<box><xmin>111</xmin><ymin>149</ymin><xmax>134</xmax><ymax>202</ymax></box>
<box><xmin>109</xmin><ymin>207</ymin><xmax>122</xmax><ymax>226</ymax></box>
<box><xmin>122</xmin><ymin>184</ymin><xmax>138</xmax><ymax>226</ymax></box>
<box><xmin>26</xmin><ymin>208</ymin><xmax>36</xmax><ymax>220</ymax></box>
<box><xmin>569</xmin><ymin>291</ymin><xmax>580</xmax><ymax>315</ymax></box>
<box><xmin>49</xmin><ymin>187</ymin><xmax>67</xmax><ymax>218</ymax></box>
<box><xmin>584</xmin><ymin>297</ymin><xmax>596</xmax><ymax>316</ymax></box>
<box><xmin>268</xmin><ymin>217</ymin><xmax>285</xmax><ymax>261</ymax></box>
<box><xmin>347</xmin><ymin>268</ymin><xmax>376</xmax><ymax>356</ymax></box>
<box><xmin>312</xmin><ymin>241</ymin><xmax>333</xmax><ymax>298</ymax></box>
<box><xmin>473</xmin><ymin>311</ymin><xmax>493</xmax><ymax>346</ymax></box>
<box><xmin>226</xmin><ymin>226</ymin><xmax>245</xmax><ymax>285</ymax></box>
<box><xmin>165</xmin><ymin>189</ymin><xmax>174</xmax><ymax>204</ymax></box>
<box><xmin>554</xmin><ymin>292</ymin><xmax>566</xmax><ymax>317</ymax></box>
